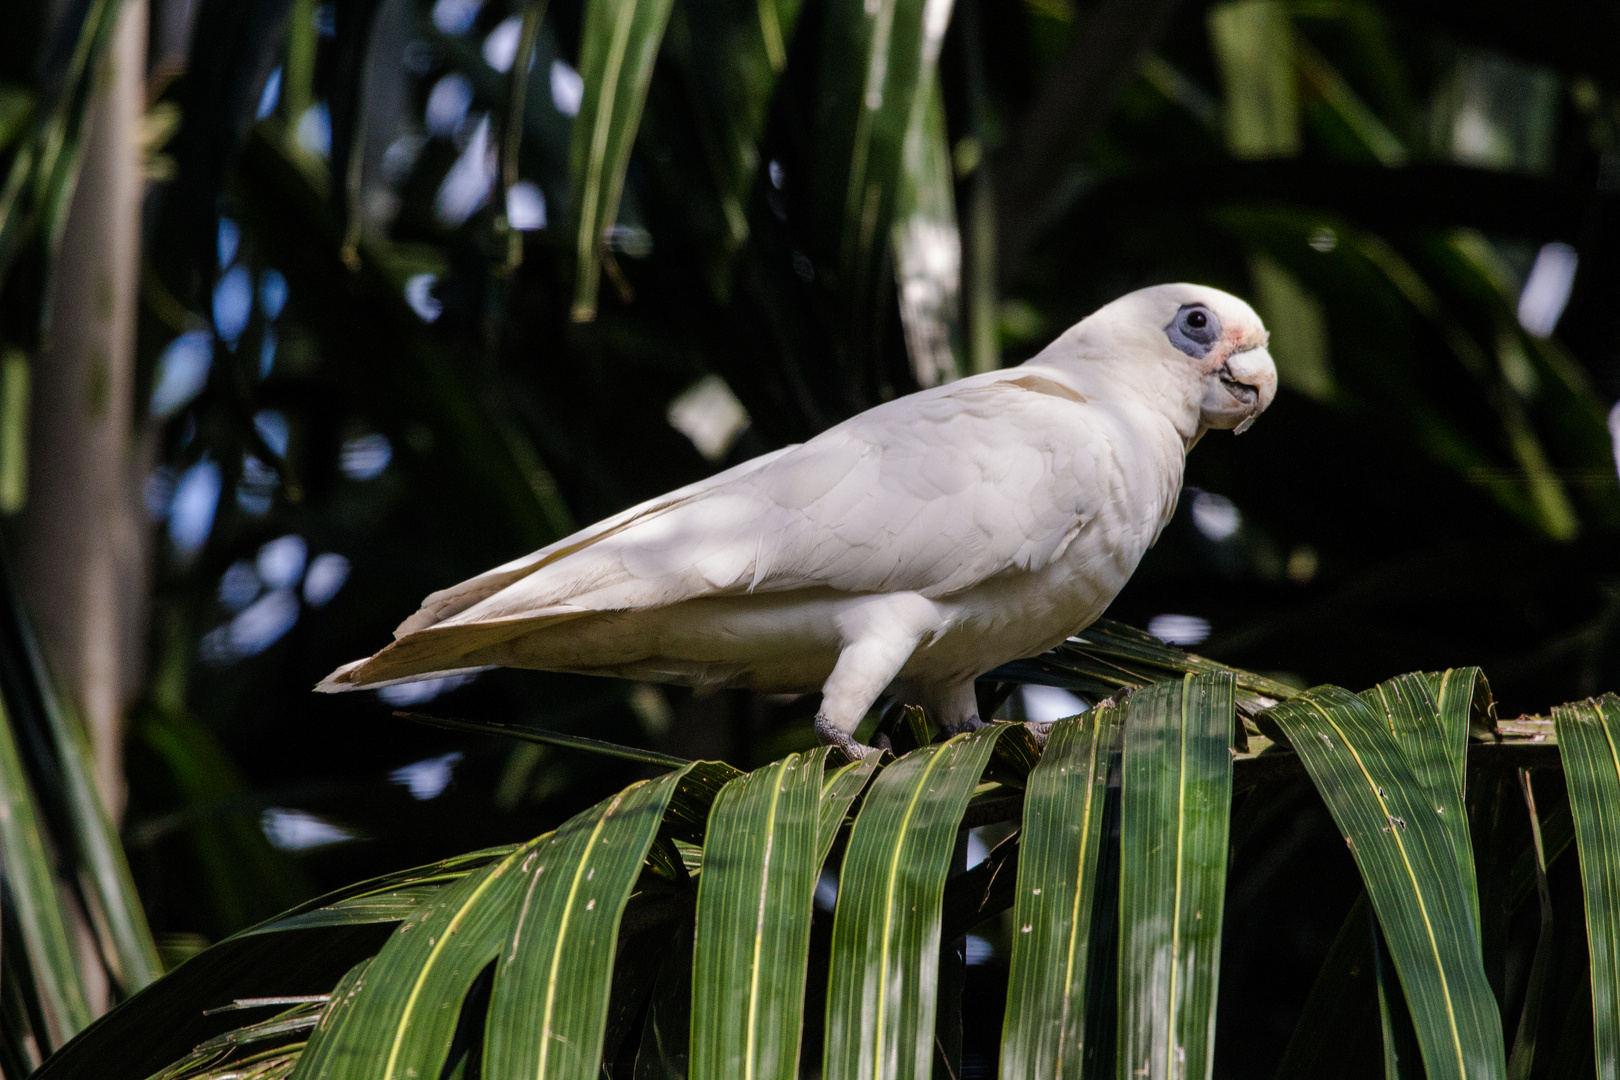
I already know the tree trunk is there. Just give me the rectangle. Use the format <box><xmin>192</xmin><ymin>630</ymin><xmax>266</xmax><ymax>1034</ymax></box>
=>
<box><xmin>19</xmin><ymin>0</ymin><xmax>151</xmax><ymax>824</ymax></box>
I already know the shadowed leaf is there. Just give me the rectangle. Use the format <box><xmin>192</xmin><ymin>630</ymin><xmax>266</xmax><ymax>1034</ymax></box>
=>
<box><xmin>1551</xmin><ymin>694</ymin><xmax>1620</xmax><ymax>1080</ymax></box>
<box><xmin>1264</xmin><ymin>686</ymin><xmax>1506</xmax><ymax>1080</ymax></box>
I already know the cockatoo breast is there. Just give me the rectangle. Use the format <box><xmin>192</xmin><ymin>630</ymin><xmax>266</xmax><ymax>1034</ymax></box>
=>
<box><xmin>894</xmin><ymin>376</ymin><xmax>1190</xmax><ymax>681</ymax></box>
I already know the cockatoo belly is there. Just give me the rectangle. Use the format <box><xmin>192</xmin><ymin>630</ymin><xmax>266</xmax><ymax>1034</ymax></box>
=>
<box><xmin>465</xmin><ymin>432</ymin><xmax>1173</xmax><ymax>699</ymax></box>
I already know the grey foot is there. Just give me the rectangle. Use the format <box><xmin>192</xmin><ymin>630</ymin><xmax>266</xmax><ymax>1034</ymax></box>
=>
<box><xmin>815</xmin><ymin>714</ymin><xmax>882</xmax><ymax>760</ymax></box>
<box><xmin>938</xmin><ymin>712</ymin><xmax>984</xmax><ymax>736</ymax></box>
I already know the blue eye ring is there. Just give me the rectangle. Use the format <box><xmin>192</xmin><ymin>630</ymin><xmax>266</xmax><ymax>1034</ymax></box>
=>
<box><xmin>1166</xmin><ymin>304</ymin><xmax>1221</xmax><ymax>358</ymax></box>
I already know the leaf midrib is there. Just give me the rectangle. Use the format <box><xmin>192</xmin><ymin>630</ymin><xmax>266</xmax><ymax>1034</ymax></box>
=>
<box><xmin>871</xmin><ymin>737</ymin><xmax>956</xmax><ymax>1077</ymax></box>
<box><xmin>577</xmin><ymin>0</ymin><xmax>640</xmax><ymax>271</ymax></box>
<box><xmin>743</xmin><ymin>755</ymin><xmax>795</xmax><ymax>1080</ymax></box>
<box><xmin>382</xmin><ymin>850</ymin><xmax>521</xmax><ymax>1080</ymax></box>
<box><xmin>1053</xmin><ymin>712</ymin><xmax>1107</xmax><ymax>1074</ymax></box>
<box><xmin>1164</xmin><ymin>674</ymin><xmax>1193</xmax><ymax>1068</ymax></box>
<box><xmin>536</xmin><ymin>784</ymin><xmax>634</xmax><ymax>1080</ymax></box>
<box><xmin>1307</xmin><ymin>699</ymin><xmax>1467</xmax><ymax>1077</ymax></box>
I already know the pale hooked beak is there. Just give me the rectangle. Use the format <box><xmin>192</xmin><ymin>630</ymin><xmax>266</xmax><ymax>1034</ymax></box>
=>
<box><xmin>1200</xmin><ymin>346</ymin><xmax>1278</xmax><ymax>434</ymax></box>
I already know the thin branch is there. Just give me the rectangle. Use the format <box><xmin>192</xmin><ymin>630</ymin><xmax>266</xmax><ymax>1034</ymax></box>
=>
<box><xmin>394</xmin><ymin>710</ymin><xmax>690</xmax><ymax>769</ymax></box>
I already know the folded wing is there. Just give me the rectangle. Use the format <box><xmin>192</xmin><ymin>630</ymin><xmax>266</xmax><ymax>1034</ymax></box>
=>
<box><xmin>320</xmin><ymin>369</ymin><xmax>1113</xmax><ymax>689</ymax></box>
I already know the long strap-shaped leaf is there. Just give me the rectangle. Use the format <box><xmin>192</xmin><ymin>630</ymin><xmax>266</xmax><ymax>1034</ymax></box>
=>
<box><xmin>243</xmin><ymin>846</ymin><xmax>517</xmax><ymax>937</ymax></box>
<box><xmin>990</xmin><ymin>619</ymin><xmax>1300</xmax><ymax>718</ymax></box>
<box><xmin>999</xmin><ymin>700</ymin><xmax>1122</xmax><ymax>1079</ymax></box>
<box><xmin>818</xmin><ymin>755</ymin><xmax>882</xmax><ymax>864</ymax></box>
<box><xmin>0</xmin><ymin>694</ymin><xmax>91</xmax><ymax>1047</ymax></box>
<box><xmin>281</xmin><ymin>959</ymin><xmax>374</xmax><ymax>1079</ymax></box>
<box><xmin>1360</xmin><ymin>671</ymin><xmax>1479</xmax><ymax>935</ymax></box>
<box><xmin>3</xmin><ymin>561</ymin><xmax>163</xmax><ymax>992</ymax></box>
<box><xmin>1266</xmin><ymin>686</ymin><xmax>1506</xmax><ymax>1080</ymax></box>
<box><xmin>669</xmin><ymin>0</ymin><xmax>805</xmax><ymax>259</ymax></box>
<box><xmin>690</xmin><ymin>748</ymin><xmax>872</xmax><ymax>1080</ymax></box>
<box><xmin>1117</xmin><ymin>672</ymin><xmax>1236</xmax><ymax>1080</ymax></box>
<box><xmin>34</xmin><ymin>692</ymin><xmax>162</xmax><ymax>993</ymax></box>
<box><xmin>568</xmin><ymin>0</ymin><xmax>677</xmax><ymax>320</ymax></box>
<box><xmin>483</xmin><ymin>767</ymin><xmax>692</xmax><ymax>1079</ymax></box>
<box><xmin>1552</xmin><ymin>693</ymin><xmax>1620</xmax><ymax>1080</ymax></box>
<box><xmin>288</xmin><ymin>842</ymin><xmax>533</xmax><ymax>1079</ymax></box>
<box><xmin>823</xmin><ymin>725</ymin><xmax>1005</xmax><ymax>1080</ymax></box>
<box><xmin>814</xmin><ymin>0</ymin><xmax>956</xmax><ymax>367</ymax></box>
<box><xmin>891</xmin><ymin>77</ymin><xmax>961</xmax><ymax>388</ymax></box>
<box><xmin>1426</xmin><ymin>666</ymin><xmax>1496</xmax><ymax>747</ymax></box>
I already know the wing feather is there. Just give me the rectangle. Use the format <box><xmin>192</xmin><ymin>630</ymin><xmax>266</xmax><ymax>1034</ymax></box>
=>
<box><xmin>324</xmin><ymin>367</ymin><xmax>1120</xmax><ymax>689</ymax></box>
<box><xmin>428</xmin><ymin>367</ymin><xmax>1108</xmax><ymax>633</ymax></box>
<box><xmin>390</xmin><ymin>444</ymin><xmax>797</xmax><ymax>635</ymax></box>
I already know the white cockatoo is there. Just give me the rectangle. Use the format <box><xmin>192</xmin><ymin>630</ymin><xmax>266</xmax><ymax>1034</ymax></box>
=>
<box><xmin>319</xmin><ymin>283</ymin><xmax>1277</xmax><ymax>757</ymax></box>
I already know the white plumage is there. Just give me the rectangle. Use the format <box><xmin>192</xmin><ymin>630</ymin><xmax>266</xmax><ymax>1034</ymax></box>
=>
<box><xmin>318</xmin><ymin>283</ymin><xmax>1277</xmax><ymax>757</ymax></box>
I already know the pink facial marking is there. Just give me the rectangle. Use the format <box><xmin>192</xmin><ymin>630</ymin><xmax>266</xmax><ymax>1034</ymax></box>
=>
<box><xmin>1202</xmin><ymin>322</ymin><xmax>1267</xmax><ymax>373</ymax></box>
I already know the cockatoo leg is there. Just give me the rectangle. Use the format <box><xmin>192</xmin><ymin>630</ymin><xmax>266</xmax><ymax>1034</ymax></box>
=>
<box><xmin>923</xmin><ymin>680</ymin><xmax>983</xmax><ymax>735</ymax></box>
<box><xmin>813</xmin><ymin>595</ymin><xmax>937</xmax><ymax>759</ymax></box>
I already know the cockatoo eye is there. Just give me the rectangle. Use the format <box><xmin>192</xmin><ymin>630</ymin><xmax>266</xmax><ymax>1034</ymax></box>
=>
<box><xmin>1165</xmin><ymin>304</ymin><xmax>1221</xmax><ymax>358</ymax></box>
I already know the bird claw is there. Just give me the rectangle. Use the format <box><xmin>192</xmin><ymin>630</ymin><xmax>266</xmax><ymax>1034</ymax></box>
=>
<box><xmin>815</xmin><ymin>713</ymin><xmax>883</xmax><ymax>761</ymax></box>
<box><xmin>939</xmin><ymin>713</ymin><xmax>984</xmax><ymax>736</ymax></box>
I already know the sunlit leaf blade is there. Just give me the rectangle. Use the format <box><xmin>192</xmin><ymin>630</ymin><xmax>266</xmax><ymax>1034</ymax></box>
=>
<box><xmin>818</xmin><ymin>755</ymin><xmax>882</xmax><ymax>865</ymax></box>
<box><xmin>999</xmin><ymin>700</ymin><xmax>1122</xmax><ymax>1079</ymax></box>
<box><xmin>1117</xmin><ymin>673</ymin><xmax>1236</xmax><ymax>1080</ymax></box>
<box><xmin>813</xmin><ymin>0</ymin><xmax>955</xmax><ymax>369</ymax></box>
<box><xmin>483</xmin><ymin>767</ymin><xmax>694</xmax><ymax>1079</ymax></box>
<box><xmin>0</xmin><ymin>694</ymin><xmax>92</xmax><ymax>1047</ymax></box>
<box><xmin>823</xmin><ymin>725</ymin><xmax>1005</xmax><ymax>1080</ymax></box>
<box><xmin>1551</xmin><ymin>694</ymin><xmax>1620</xmax><ymax>1080</ymax></box>
<box><xmin>36</xmin><ymin>695</ymin><xmax>161</xmax><ymax>993</ymax></box>
<box><xmin>690</xmin><ymin>750</ymin><xmax>827</xmax><ymax>1080</ymax></box>
<box><xmin>1264</xmin><ymin>686</ymin><xmax>1506</xmax><ymax>1080</ymax></box>
<box><xmin>891</xmin><ymin>64</ymin><xmax>960</xmax><ymax>388</ymax></box>
<box><xmin>1359</xmin><ymin>671</ymin><xmax>1479</xmax><ymax>935</ymax></box>
<box><xmin>1428</xmin><ymin>665</ymin><xmax>1499</xmax><ymax>746</ymax></box>
<box><xmin>288</xmin><ymin>844</ymin><xmax>531</xmax><ymax>1080</ymax></box>
<box><xmin>569</xmin><ymin>0</ymin><xmax>679</xmax><ymax>320</ymax></box>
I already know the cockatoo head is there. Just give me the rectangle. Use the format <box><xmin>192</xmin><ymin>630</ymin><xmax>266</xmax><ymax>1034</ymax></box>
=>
<box><xmin>1045</xmin><ymin>283</ymin><xmax>1278</xmax><ymax>439</ymax></box>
